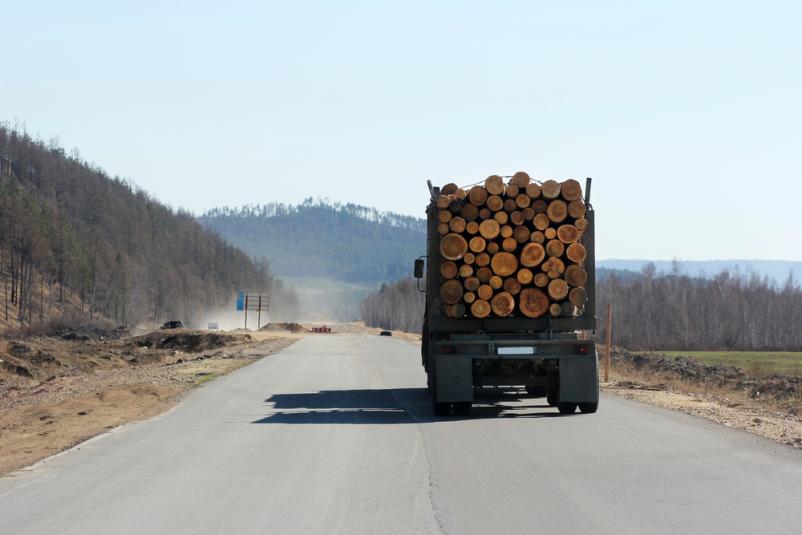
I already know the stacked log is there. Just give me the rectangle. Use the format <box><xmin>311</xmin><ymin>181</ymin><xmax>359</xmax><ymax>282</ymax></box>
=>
<box><xmin>436</xmin><ymin>173</ymin><xmax>589</xmax><ymax>319</ymax></box>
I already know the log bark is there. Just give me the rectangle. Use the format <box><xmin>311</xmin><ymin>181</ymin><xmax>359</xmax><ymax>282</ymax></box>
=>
<box><xmin>545</xmin><ymin>239</ymin><xmax>565</xmax><ymax>258</ymax></box>
<box><xmin>469</xmin><ymin>186</ymin><xmax>488</xmax><ymax>206</ymax></box>
<box><xmin>520</xmin><ymin>243</ymin><xmax>545</xmax><ymax>267</ymax></box>
<box><xmin>486</xmin><ymin>195</ymin><xmax>503</xmax><ymax>212</ymax></box>
<box><xmin>547</xmin><ymin>199</ymin><xmax>568</xmax><ymax>223</ymax></box>
<box><xmin>557</xmin><ymin>224</ymin><xmax>579</xmax><ymax>244</ymax></box>
<box><xmin>519</xmin><ymin>288</ymin><xmax>549</xmax><ymax>318</ymax></box>
<box><xmin>479</xmin><ymin>219</ymin><xmax>500</xmax><ymax>239</ymax></box>
<box><xmin>477</xmin><ymin>284</ymin><xmax>494</xmax><ymax>301</ymax></box>
<box><xmin>502</xmin><ymin>237</ymin><xmax>518</xmax><ymax>252</ymax></box>
<box><xmin>469</xmin><ymin>236</ymin><xmax>486</xmax><ymax>253</ymax></box>
<box><xmin>491</xmin><ymin>291</ymin><xmax>515</xmax><ymax>317</ymax></box>
<box><xmin>541</xmin><ymin>180</ymin><xmax>561</xmax><ymax>199</ymax></box>
<box><xmin>564</xmin><ymin>265</ymin><xmax>588</xmax><ymax>287</ymax></box>
<box><xmin>460</xmin><ymin>203</ymin><xmax>479</xmax><ymax>221</ymax></box>
<box><xmin>440</xmin><ymin>261</ymin><xmax>458</xmax><ymax>279</ymax></box>
<box><xmin>511</xmin><ymin>171</ymin><xmax>531</xmax><ymax>187</ymax></box>
<box><xmin>490</xmin><ymin>252</ymin><xmax>518</xmax><ymax>276</ymax></box>
<box><xmin>533</xmin><ymin>273</ymin><xmax>549</xmax><ymax>287</ymax></box>
<box><xmin>560</xmin><ymin>179</ymin><xmax>582</xmax><ymax>201</ymax></box>
<box><xmin>485</xmin><ymin>175</ymin><xmax>505</xmax><ymax>195</ymax></box>
<box><xmin>440</xmin><ymin>233</ymin><xmax>468</xmax><ymax>260</ymax></box>
<box><xmin>503</xmin><ymin>277</ymin><xmax>522</xmax><ymax>295</ymax></box>
<box><xmin>471</xmin><ymin>299</ymin><xmax>491</xmax><ymax>318</ymax></box>
<box><xmin>489</xmin><ymin>275</ymin><xmax>503</xmax><ymax>290</ymax></box>
<box><xmin>516</xmin><ymin>268</ymin><xmax>533</xmax><ymax>284</ymax></box>
<box><xmin>513</xmin><ymin>225</ymin><xmax>530</xmax><ymax>243</ymax></box>
<box><xmin>525</xmin><ymin>183</ymin><xmax>541</xmax><ymax>199</ymax></box>
<box><xmin>548</xmin><ymin>278</ymin><xmax>569</xmax><ymax>300</ymax></box>
<box><xmin>458</xmin><ymin>264</ymin><xmax>474</xmax><ymax>278</ymax></box>
<box><xmin>449</xmin><ymin>216</ymin><xmax>466</xmax><ymax>233</ymax></box>
<box><xmin>569</xmin><ymin>287</ymin><xmax>587</xmax><ymax>308</ymax></box>
<box><xmin>440</xmin><ymin>279</ymin><xmax>463</xmax><ymax>304</ymax></box>
<box><xmin>567</xmin><ymin>200</ymin><xmax>586</xmax><ymax>219</ymax></box>
<box><xmin>566</xmin><ymin>243</ymin><xmax>587</xmax><ymax>263</ymax></box>
<box><xmin>476</xmin><ymin>266</ymin><xmax>492</xmax><ymax>283</ymax></box>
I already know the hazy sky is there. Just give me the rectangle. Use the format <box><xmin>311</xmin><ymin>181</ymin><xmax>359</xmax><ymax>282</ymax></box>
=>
<box><xmin>2</xmin><ymin>1</ymin><xmax>801</xmax><ymax>260</ymax></box>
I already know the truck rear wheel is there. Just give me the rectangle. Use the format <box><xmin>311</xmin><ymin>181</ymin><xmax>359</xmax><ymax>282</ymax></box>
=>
<box><xmin>433</xmin><ymin>399</ymin><xmax>451</xmax><ymax>416</ymax></box>
<box><xmin>453</xmin><ymin>402</ymin><xmax>471</xmax><ymax>416</ymax></box>
<box><xmin>578</xmin><ymin>402</ymin><xmax>598</xmax><ymax>414</ymax></box>
<box><xmin>557</xmin><ymin>402</ymin><xmax>577</xmax><ymax>414</ymax></box>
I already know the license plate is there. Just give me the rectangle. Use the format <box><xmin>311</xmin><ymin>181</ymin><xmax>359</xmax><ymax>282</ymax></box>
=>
<box><xmin>497</xmin><ymin>346</ymin><xmax>536</xmax><ymax>355</ymax></box>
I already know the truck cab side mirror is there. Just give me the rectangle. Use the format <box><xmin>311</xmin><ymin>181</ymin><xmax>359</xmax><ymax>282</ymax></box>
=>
<box><xmin>414</xmin><ymin>258</ymin><xmax>425</xmax><ymax>279</ymax></box>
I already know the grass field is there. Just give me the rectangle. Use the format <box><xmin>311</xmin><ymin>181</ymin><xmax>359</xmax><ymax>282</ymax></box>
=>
<box><xmin>656</xmin><ymin>351</ymin><xmax>802</xmax><ymax>377</ymax></box>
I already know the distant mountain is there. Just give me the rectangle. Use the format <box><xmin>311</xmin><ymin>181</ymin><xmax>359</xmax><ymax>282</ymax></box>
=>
<box><xmin>199</xmin><ymin>200</ymin><xmax>426</xmax><ymax>284</ymax></box>
<box><xmin>598</xmin><ymin>259</ymin><xmax>802</xmax><ymax>285</ymax></box>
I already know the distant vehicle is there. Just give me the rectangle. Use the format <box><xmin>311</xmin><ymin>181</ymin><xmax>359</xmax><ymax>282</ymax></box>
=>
<box><xmin>160</xmin><ymin>320</ymin><xmax>185</xmax><ymax>329</ymax></box>
<box><xmin>380</xmin><ymin>331</ymin><xmax>392</xmax><ymax>336</ymax></box>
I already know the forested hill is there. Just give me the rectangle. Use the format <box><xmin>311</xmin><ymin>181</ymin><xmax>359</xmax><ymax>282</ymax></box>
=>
<box><xmin>0</xmin><ymin>125</ymin><xmax>297</xmax><ymax>327</ymax></box>
<box><xmin>199</xmin><ymin>200</ymin><xmax>427</xmax><ymax>283</ymax></box>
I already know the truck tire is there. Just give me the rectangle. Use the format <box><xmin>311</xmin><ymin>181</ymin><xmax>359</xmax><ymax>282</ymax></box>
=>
<box><xmin>578</xmin><ymin>402</ymin><xmax>598</xmax><ymax>414</ymax></box>
<box><xmin>557</xmin><ymin>402</ymin><xmax>577</xmax><ymax>414</ymax></box>
<box><xmin>546</xmin><ymin>392</ymin><xmax>557</xmax><ymax>407</ymax></box>
<box><xmin>453</xmin><ymin>402</ymin><xmax>471</xmax><ymax>416</ymax></box>
<box><xmin>433</xmin><ymin>399</ymin><xmax>451</xmax><ymax>416</ymax></box>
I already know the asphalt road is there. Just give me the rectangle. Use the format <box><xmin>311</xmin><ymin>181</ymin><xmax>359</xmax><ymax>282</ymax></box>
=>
<box><xmin>2</xmin><ymin>334</ymin><xmax>801</xmax><ymax>534</ymax></box>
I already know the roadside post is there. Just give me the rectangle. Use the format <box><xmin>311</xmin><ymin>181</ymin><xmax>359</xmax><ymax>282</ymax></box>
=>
<box><xmin>237</xmin><ymin>291</ymin><xmax>270</xmax><ymax>330</ymax></box>
<box><xmin>604</xmin><ymin>303</ymin><xmax>612</xmax><ymax>382</ymax></box>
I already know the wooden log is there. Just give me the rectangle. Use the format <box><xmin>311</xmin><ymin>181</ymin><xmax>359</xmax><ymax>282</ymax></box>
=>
<box><xmin>476</xmin><ymin>266</ymin><xmax>493</xmax><ymax>283</ymax></box>
<box><xmin>489</xmin><ymin>275</ymin><xmax>503</xmax><ymax>290</ymax></box>
<box><xmin>486</xmin><ymin>242</ymin><xmax>500</xmax><ymax>254</ymax></box>
<box><xmin>533</xmin><ymin>213</ymin><xmax>550</xmax><ymax>231</ymax></box>
<box><xmin>532</xmin><ymin>199</ymin><xmax>547</xmax><ymax>214</ymax></box>
<box><xmin>464</xmin><ymin>291</ymin><xmax>476</xmax><ymax>304</ymax></box>
<box><xmin>464</xmin><ymin>277</ymin><xmax>480</xmax><ymax>292</ymax></box>
<box><xmin>485</xmin><ymin>175</ymin><xmax>505</xmax><ymax>195</ymax></box>
<box><xmin>503</xmin><ymin>277</ymin><xmax>522</xmax><ymax>295</ymax></box>
<box><xmin>575</xmin><ymin>217</ymin><xmax>588</xmax><ymax>231</ymax></box>
<box><xmin>441</xmin><ymin>183</ymin><xmax>459</xmax><ymax>195</ymax></box>
<box><xmin>469</xmin><ymin>236</ymin><xmax>487</xmax><ymax>253</ymax></box>
<box><xmin>525</xmin><ymin>183</ymin><xmax>541</xmax><ymax>199</ymax></box>
<box><xmin>530</xmin><ymin>230</ymin><xmax>545</xmax><ymax>244</ymax></box>
<box><xmin>506</xmin><ymin>183</ymin><xmax>520</xmax><ymax>198</ymax></box>
<box><xmin>438</xmin><ymin>210</ymin><xmax>452</xmax><ymax>223</ymax></box>
<box><xmin>455</xmin><ymin>188</ymin><xmax>466</xmax><ymax>201</ymax></box>
<box><xmin>516</xmin><ymin>268</ymin><xmax>533</xmax><ymax>284</ymax></box>
<box><xmin>522</xmin><ymin>207</ymin><xmax>535</xmax><ymax>221</ymax></box>
<box><xmin>520</xmin><ymin>243</ymin><xmax>546</xmax><ymax>267</ymax></box>
<box><xmin>510</xmin><ymin>210</ymin><xmax>525</xmax><ymax>226</ymax></box>
<box><xmin>479</xmin><ymin>208</ymin><xmax>492</xmax><ymax>220</ymax></box>
<box><xmin>491</xmin><ymin>291</ymin><xmax>515</xmax><ymax>317</ymax></box>
<box><xmin>471</xmin><ymin>299</ymin><xmax>491</xmax><ymax>318</ymax></box>
<box><xmin>437</xmin><ymin>223</ymin><xmax>449</xmax><ymax>235</ymax></box>
<box><xmin>545</xmin><ymin>239</ymin><xmax>565</xmax><ymax>258</ymax></box>
<box><xmin>567</xmin><ymin>200</ymin><xmax>586</xmax><ymax>219</ymax></box>
<box><xmin>511</xmin><ymin>171</ymin><xmax>531</xmax><ymax>187</ymax></box>
<box><xmin>543</xmin><ymin>257</ymin><xmax>565</xmax><ymax>278</ymax></box>
<box><xmin>564</xmin><ymin>264</ymin><xmax>588</xmax><ymax>287</ymax></box>
<box><xmin>549</xmin><ymin>303</ymin><xmax>562</xmax><ymax>317</ymax></box>
<box><xmin>519</xmin><ymin>288</ymin><xmax>549</xmax><ymax>318</ymax></box>
<box><xmin>561</xmin><ymin>301</ymin><xmax>576</xmax><ymax>317</ymax></box>
<box><xmin>503</xmin><ymin>198</ymin><xmax>517</xmax><ymax>212</ymax></box>
<box><xmin>477</xmin><ymin>284</ymin><xmax>494</xmax><ymax>301</ymax></box>
<box><xmin>448</xmin><ymin>199</ymin><xmax>462</xmax><ymax>213</ymax></box>
<box><xmin>436</xmin><ymin>195</ymin><xmax>452</xmax><ymax>209</ymax></box>
<box><xmin>513</xmin><ymin>225</ymin><xmax>530</xmax><ymax>243</ymax></box>
<box><xmin>479</xmin><ymin>219</ymin><xmax>500</xmax><ymax>239</ymax></box>
<box><xmin>541</xmin><ymin>179</ymin><xmax>561</xmax><ymax>199</ymax></box>
<box><xmin>440</xmin><ymin>279</ymin><xmax>463</xmax><ymax>304</ymax></box>
<box><xmin>544</xmin><ymin>228</ymin><xmax>557</xmax><ymax>240</ymax></box>
<box><xmin>500</xmin><ymin>225</ymin><xmax>514</xmax><ymax>238</ymax></box>
<box><xmin>463</xmin><ymin>252</ymin><xmax>475</xmax><ymax>264</ymax></box>
<box><xmin>566</xmin><ymin>243</ymin><xmax>587</xmax><ymax>263</ymax></box>
<box><xmin>494</xmin><ymin>211</ymin><xmax>509</xmax><ymax>225</ymax></box>
<box><xmin>490</xmin><ymin>252</ymin><xmax>518</xmax><ymax>277</ymax></box>
<box><xmin>460</xmin><ymin>203</ymin><xmax>479</xmax><ymax>221</ymax></box>
<box><xmin>469</xmin><ymin>186</ymin><xmax>488</xmax><ymax>206</ymax></box>
<box><xmin>449</xmin><ymin>303</ymin><xmax>466</xmax><ymax>318</ymax></box>
<box><xmin>502</xmin><ymin>237</ymin><xmax>518</xmax><ymax>252</ymax></box>
<box><xmin>515</xmin><ymin>194</ymin><xmax>531</xmax><ymax>209</ymax></box>
<box><xmin>557</xmin><ymin>224</ymin><xmax>579</xmax><ymax>244</ymax></box>
<box><xmin>465</xmin><ymin>221</ymin><xmax>480</xmax><ymax>234</ymax></box>
<box><xmin>458</xmin><ymin>264</ymin><xmax>474</xmax><ymax>278</ymax></box>
<box><xmin>475</xmin><ymin>253</ymin><xmax>491</xmax><ymax>267</ymax></box>
<box><xmin>560</xmin><ymin>179</ymin><xmax>582</xmax><ymax>201</ymax></box>
<box><xmin>486</xmin><ymin>195</ymin><xmax>504</xmax><ymax>212</ymax></box>
<box><xmin>449</xmin><ymin>216</ymin><xmax>466</xmax><ymax>233</ymax></box>
<box><xmin>548</xmin><ymin>278</ymin><xmax>569</xmax><ymax>300</ymax></box>
<box><xmin>568</xmin><ymin>287</ymin><xmax>587</xmax><ymax>308</ymax></box>
<box><xmin>440</xmin><ymin>233</ymin><xmax>468</xmax><ymax>260</ymax></box>
<box><xmin>547</xmin><ymin>199</ymin><xmax>568</xmax><ymax>223</ymax></box>
<box><xmin>533</xmin><ymin>272</ymin><xmax>549</xmax><ymax>287</ymax></box>
<box><xmin>440</xmin><ymin>261</ymin><xmax>458</xmax><ymax>279</ymax></box>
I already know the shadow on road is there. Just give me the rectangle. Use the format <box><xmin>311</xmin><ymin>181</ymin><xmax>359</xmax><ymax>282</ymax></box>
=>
<box><xmin>252</xmin><ymin>388</ymin><xmax>563</xmax><ymax>424</ymax></box>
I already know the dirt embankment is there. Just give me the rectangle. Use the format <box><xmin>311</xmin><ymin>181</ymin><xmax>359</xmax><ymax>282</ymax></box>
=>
<box><xmin>0</xmin><ymin>329</ymin><xmax>299</xmax><ymax>476</ymax></box>
<box><xmin>606</xmin><ymin>348</ymin><xmax>802</xmax><ymax>449</ymax></box>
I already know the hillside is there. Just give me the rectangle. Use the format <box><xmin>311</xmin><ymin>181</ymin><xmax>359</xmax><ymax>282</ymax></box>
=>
<box><xmin>0</xmin><ymin>125</ymin><xmax>298</xmax><ymax>328</ymax></box>
<box><xmin>199</xmin><ymin>200</ymin><xmax>426</xmax><ymax>283</ymax></box>
<box><xmin>599</xmin><ymin>259</ymin><xmax>802</xmax><ymax>285</ymax></box>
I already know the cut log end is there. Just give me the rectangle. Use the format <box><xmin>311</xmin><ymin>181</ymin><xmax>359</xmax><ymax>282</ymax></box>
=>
<box><xmin>519</xmin><ymin>288</ymin><xmax>549</xmax><ymax>318</ymax></box>
<box><xmin>491</xmin><ymin>291</ymin><xmax>515</xmax><ymax>317</ymax></box>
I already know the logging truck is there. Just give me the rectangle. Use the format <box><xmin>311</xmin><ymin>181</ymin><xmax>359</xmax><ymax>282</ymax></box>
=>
<box><xmin>413</xmin><ymin>174</ymin><xmax>599</xmax><ymax>416</ymax></box>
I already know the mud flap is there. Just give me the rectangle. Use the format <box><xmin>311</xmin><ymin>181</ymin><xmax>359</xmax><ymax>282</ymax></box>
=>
<box><xmin>558</xmin><ymin>354</ymin><xmax>599</xmax><ymax>404</ymax></box>
<box><xmin>435</xmin><ymin>356</ymin><xmax>474</xmax><ymax>403</ymax></box>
